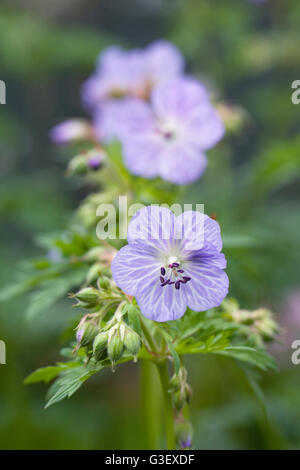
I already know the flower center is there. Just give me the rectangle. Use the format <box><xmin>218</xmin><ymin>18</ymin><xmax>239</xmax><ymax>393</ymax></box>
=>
<box><xmin>156</xmin><ymin>118</ymin><xmax>181</xmax><ymax>142</ymax></box>
<box><xmin>159</xmin><ymin>259</ymin><xmax>191</xmax><ymax>290</ymax></box>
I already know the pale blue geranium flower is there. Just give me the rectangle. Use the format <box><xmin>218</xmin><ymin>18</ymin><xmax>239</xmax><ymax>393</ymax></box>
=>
<box><xmin>111</xmin><ymin>206</ymin><xmax>229</xmax><ymax>322</ymax></box>
<box><xmin>116</xmin><ymin>77</ymin><xmax>224</xmax><ymax>184</ymax></box>
<box><xmin>81</xmin><ymin>40</ymin><xmax>184</xmax><ymax>111</ymax></box>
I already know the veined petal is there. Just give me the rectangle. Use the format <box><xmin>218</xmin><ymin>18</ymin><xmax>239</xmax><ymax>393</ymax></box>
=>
<box><xmin>158</xmin><ymin>143</ymin><xmax>207</xmax><ymax>185</ymax></box>
<box><xmin>185</xmin><ymin>104</ymin><xmax>225</xmax><ymax>150</ymax></box>
<box><xmin>152</xmin><ymin>77</ymin><xmax>209</xmax><ymax>120</ymax></box>
<box><xmin>136</xmin><ymin>277</ymin><xmax>187</xmax><ymax>322</ymax></box>
<box><xmin>122</xmin><ymin>135</ymin><xmax>163</xmax><ymax>178</ymax></box>
<box><xmin>145</xmin><ymin>40</ymin><xmax>184</xmax><ymax>85</ymax></box>
<box><xmin>117</xmin><ymin>99</ymin><xmax>155</xmax><ymax>137</ymax></box>
<box><xmin>111</xmin><ymin>245</ymin><xmax>161</xmax><ymax>297</ymax></box>
<box><xmin>176</xmin><ymin>212</ymin><xmax>223</xmax><ymax>252</ymax></box>
<box><xmin>183</xmin><ymin>264</ymin><xmax>229</xmax><ymax>312</ymax></box>
<box><xmin>128</xmin><ymin>206</ymin><xmax>177</xmax><ymax>253</ymax></box>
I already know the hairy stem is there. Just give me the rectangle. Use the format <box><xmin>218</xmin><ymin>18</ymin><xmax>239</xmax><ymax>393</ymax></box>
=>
<box><xmin>156</xmin><ymin>360</ymin><xmax>175</xmax><ymax>450</ymax></box>
<box><xmin>140</xmin><ymin>359</ymin><xmax>162</xmax><ymax>449</ymax></box>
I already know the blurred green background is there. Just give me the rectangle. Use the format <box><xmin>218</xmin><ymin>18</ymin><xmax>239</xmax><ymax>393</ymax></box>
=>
<box><xmin>1</xmin><ymin>0</ymin><xmax>300</xmax><ymax>449</ymax></box>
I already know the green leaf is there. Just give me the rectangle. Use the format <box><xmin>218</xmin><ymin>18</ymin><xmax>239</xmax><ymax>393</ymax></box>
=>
<box><xmin>0</xmin><ymin>279</ymin><xmax>34</xmax><ymax>302</ymax></box>
<box><xmin>45</xmin><ymin>363</ymin><xmax>103</xmax><ymax>408</ymax></box>
<box><xmin>214</xmin><ymin>346</ymin><xmax>277</xmax><ymax>372</ymax></box>
<box><xmin>24</xmin><ymin>362</ymin><xmax>79</xmax><ymax>384</ymax></box>
<box><xmin>176</xmin><ymin>332</ymin><xmax>231</xmax><ymax>355</ymax></box>
<box><xmin>238</xmin><ymin>365</ymin><xmax>267</xmax><ymax>420</ymax></box>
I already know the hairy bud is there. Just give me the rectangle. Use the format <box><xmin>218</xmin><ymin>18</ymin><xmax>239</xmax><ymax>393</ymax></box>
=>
<box><xmin>74</xmin><ymin>287</ymin><xmax>100</xmax><ymax>308</ymax></box>
<box><xmin>98</xmin><ymin>276</ymin><xmax>110</xmax><ymax>290</ymax></box>
<box><xmin>68</xmin><ymin>155</ymin><xmax>88</xmax><ymax>175</ymax></box>
<box><xmin>107</xmin><ymin>332</ymin><xmax>124</xmax><ymax>367</ymax></box>
<box><xmin>77</xmin><ymin>322</ymin><xmax>98</xmax><ymax>348</ymax></box>
<box><xmin>93</xmin><ymin>332</ymin><xmax>108</xmax><ymax>361</ymax></box>
<box><xmin>172</xmin><ymin>389</ymin><xmax>187</xmax><ymax>411</ymax></box>
<box><xmin>175</xmin><ymin>419</ymin><xmax>193</xmax><ymax>449</ymax></box>
<box><xmin>124</xmin><ymin>328</ymin><xmax>140</xmax><ymax>360</ymax></box>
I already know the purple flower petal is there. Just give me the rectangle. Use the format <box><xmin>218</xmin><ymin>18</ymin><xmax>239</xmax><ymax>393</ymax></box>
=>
<box><xmin>176</xmin><ymin>212</ymin><xmax>223</xmax><ymax>252</ymax></box>
<box><xmin>145</xmin><ymin>40</ymin><xmax>184</xmax><ymax>85</ymax></box>
<box><xmin>123</xmin><ymin>138</ymin><xmax>163</xmax><ymax>178</ymax></box>
<box><xmin>136</xmin><ymin>275</ymin><xmax>188</xmax><ymax>321</ymax></box>
<box><xmin>183</xmin><ymin>264</ymin><xmax>229</xmax><ymax>312</ymax></box>
<box><xmin>158</xmin><ymin>142</ymin><xmax>207</xmax><ymax>185</ymax></box>
<box><xmin>152</xmin><ymin>77</ymin><xmax>209</xmax><ymax>119</ymax></box>
<box><xmin>185</xmin><ymin>104</ymin><xmax>225</xmax><ymax>150</ymax></box>
<box><xmin>127</xmin><ymin>206</ymin><xmax>177</xmax><ymax>251</ymax></box>
<box><xmin>111</xmin><ymin>244</ymin><xmax>161</xmax><ymax>296</ymax></box>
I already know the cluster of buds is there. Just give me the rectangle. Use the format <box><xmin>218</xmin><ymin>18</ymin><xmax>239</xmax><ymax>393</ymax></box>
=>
<box><xmin>169</xmin><ymin>366</ymin><xmax>192</xmax><ymax>411</ymax></box>
<box><xmin>169</xmin><ymin>366</ymin><xmax>193</xmax><ymax>449</ymax></box>
<box><xmin>75</xmin><ymin>303</ymin><xmax>141</xmax><ymax>370</ymax></box>
<box><xmin>222</xmin><ymin>299</ymin><xmax>278</xmax><ymax>344</ymax></box>
<box><xmin>71</xmin><ymin>271</ymin><xmax>119</xmax><ymax>310</ymax></box>
<box><xmin>67</xmin><ymin>147</ymin><xmax>106</xmax><ymax>176</ymax></box>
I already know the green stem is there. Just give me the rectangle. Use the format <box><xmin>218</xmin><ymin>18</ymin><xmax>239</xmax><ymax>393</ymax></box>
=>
<box><xmin>140</xmin><ymin>359</ymin><xmax>162</xmax><ymax>449</ymax></box>
<box><xmin>156</xmin><ymin>360</ymin><xmax>176</xmax><ymax>450</ymax></box>
<box><xmin>140</xmin><ymin>317</ymin><xmax>158</xmax><ymax>354</ymax></box>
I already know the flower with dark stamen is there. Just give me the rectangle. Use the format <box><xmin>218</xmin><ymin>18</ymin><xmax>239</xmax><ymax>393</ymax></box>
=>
<box><xmin>115</xmin><ymin>77</ymin><xmax>224</xmax><ymax>184</ymax></box>
<box><xmin>111</xmin><ymin>206</ymin><xmax>229</xmax><ymax>322</ymax></box>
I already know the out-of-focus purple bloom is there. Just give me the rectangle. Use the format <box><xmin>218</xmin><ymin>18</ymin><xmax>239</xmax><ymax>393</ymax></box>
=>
<box><xmin>111</xmin><ymin>206</ymin><xmax>229</xmax><ymax>322</ymax></box>
<box><xmin>116</xmin><ymin>77</ymin><xmax>224</xmax><ymax>184</ymax></box>
<box><xmin>81</xmin><ymin>47</ymin><xmax>145</xmax><ymax>110</ymax></box>
<box><xmin>49</xmin><ymin>119</ymin><xmax>92</xmax><ymax>144</ymax></box>
<box><xmin>143</xmin><ymin>40</ymin><xmax>184</xmax><ymax>87</ymax></box>
<box><xmin>81</xmin><ymin>40</ymin><xmax>184</xmax><ymax>111</ymax></box>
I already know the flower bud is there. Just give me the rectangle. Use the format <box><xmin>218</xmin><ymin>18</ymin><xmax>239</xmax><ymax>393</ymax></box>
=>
<box><xmin>98</xmin><ymin>276</ymin><xmax>110</xmax><ymax>290</ymax></box>
<box><xmin>68</xmin><ymin>155</ymin><xmax>88</xmax><ymax>175</ymax></box>
<box><xmin>184</xmin><ymin>383</ymin><xmax>193</xmax><ymax>403</ymax></box>
<box><xmin>77</xmin><ymin>322</ymin><xmax>98</xmax><ymax>347</ymax></box>
<box><xmin>124</xmin><ymin>328</ymin><xmax>140</xmax><ymax>360</ymax></box>
<box><xmin>87</xmin><ymin>149</ymin><xmax>106</xmax><ymax>171</ymax></box>
<box><xmin>74</xmin><ymin>287</ymin><xmax>100</xmax><ymax>308</ymax></box>
<box><xmin>93</xmin><ymin>332</ymin><xmax>108</xmax><ymax>361</ymax></box>
<box><xmin>172</xmin><ymin>389</ymin><xmax>187</xmax><ymax>411</ymax></box>
<box><xmin>50</xmin><ymin>119</ymin><xmax>92</xmax><ymax>144</ymax></box>
<box><xmin>169</xmin><ymin>374</ymin><xmax>181</xmax><ymax>392</ymax></box>
<box><xmin>175</xmin><ymin>419</ymin><xmax>193</xmax><ymax>449</ymax></box>
<box><xmin>107</xmin><ymin>333</ymin><xmax>124</xmax><ymax>366</ymax></box>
